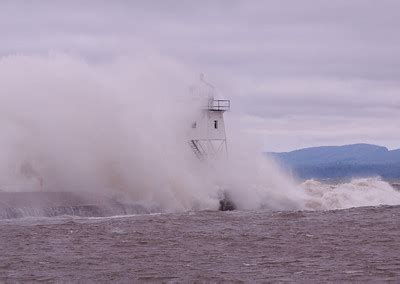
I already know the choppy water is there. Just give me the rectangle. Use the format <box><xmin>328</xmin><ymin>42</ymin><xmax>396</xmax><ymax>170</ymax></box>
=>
<box><xmin>1</xmin><ymin>205</ymin><xmax>400</xmax><ymax>282</ymax></box>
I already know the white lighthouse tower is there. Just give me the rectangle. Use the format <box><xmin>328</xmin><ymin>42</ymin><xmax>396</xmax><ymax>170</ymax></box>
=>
<box><xmin>189</xmin><ymin>75</ymin><xmax>230</xmax><ymax>160</ymax></box>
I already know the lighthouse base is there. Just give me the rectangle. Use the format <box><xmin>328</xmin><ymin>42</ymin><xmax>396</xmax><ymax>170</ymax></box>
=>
<box><xmin>218</xmin><ymin>192</ymin><xmax>236</xmax><ymax>211</ymax></box>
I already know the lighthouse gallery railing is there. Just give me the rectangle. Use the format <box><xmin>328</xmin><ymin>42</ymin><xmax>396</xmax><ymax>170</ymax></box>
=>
<box><xmin>208</xmin><ymin>99</ymin><xmax>230</xmax><ymax>111</ymax></box>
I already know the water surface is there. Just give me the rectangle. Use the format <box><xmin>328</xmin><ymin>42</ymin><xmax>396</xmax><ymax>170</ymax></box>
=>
<box><xmin>1</xmin><ymin>206</ymin><xmax>400</xmax><ymax>282</ymax></box>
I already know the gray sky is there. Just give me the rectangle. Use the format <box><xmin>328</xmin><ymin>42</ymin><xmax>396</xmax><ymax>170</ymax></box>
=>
<box><xmin>1</xmin><ymin>0</ymin><xmax>400</xmax><ymax>151</ymax></box>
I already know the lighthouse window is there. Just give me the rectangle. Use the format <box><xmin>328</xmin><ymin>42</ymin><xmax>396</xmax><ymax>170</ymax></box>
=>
<box><xmin>214</xmin><ymin>120</ymin><xmax>218</xmax><ymax>129</ymax></box>
<box><xmin>192</xmin><ymin>122</ymin><xmax>197</xmax><ymax>128</ymax></box>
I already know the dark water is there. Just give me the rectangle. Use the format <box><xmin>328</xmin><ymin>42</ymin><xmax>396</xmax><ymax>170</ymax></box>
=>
<box><xmin>1</xmin><ymin>206</ymin><xmax>400</xmax><ymax>282</ymax></box>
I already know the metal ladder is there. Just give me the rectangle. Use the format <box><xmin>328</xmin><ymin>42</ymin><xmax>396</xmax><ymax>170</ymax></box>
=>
<box><xmin>189</xmin><ymin>140</ymin><xmax>203</xmax><ymax>160</ymax></box>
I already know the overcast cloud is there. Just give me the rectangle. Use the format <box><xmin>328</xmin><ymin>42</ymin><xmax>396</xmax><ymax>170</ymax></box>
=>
<box><xmin>1</xmin><ymin>0</ymin><xmax>400</xmax><ymax>151</ymax></box>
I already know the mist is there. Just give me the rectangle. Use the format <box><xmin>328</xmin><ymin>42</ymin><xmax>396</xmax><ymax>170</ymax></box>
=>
<box><xmin>0</xmin><ymin>54</ymin><xmax>211</xmax><ymax>210</ymax></box>
<box><xmin>1</xmin><ymin>53</ymin><xmax>400</xmax><ymax>213</ymax></box>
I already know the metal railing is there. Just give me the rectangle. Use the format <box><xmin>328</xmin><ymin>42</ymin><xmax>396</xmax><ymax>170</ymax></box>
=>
<box><xmin>208</xmin><ymin>99</ymin><xmax>230</xmax><ymax>111</ymax></box>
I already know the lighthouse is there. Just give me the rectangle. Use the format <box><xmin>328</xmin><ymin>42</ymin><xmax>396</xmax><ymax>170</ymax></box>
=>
<box><xmin>189</xmin><ymin>76</ymin><xmax>230</xmax><ymax>160</ymax></box>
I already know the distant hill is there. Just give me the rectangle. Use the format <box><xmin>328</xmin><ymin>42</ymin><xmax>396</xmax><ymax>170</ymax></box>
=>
<box><xmin>267</xmin><ymin>144</ymin><xmax>400</xmax><ymax>180</ymax></box>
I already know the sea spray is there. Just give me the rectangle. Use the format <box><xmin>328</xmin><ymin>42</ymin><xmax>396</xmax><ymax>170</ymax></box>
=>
<box><xmin>302</xmin><ymin>177</ymin><xmax>400</xmax><ymax>210</ymax></box>
<box><xmin>0</xmin><ymin>53</ymin><xmax>215</xmax><ymax>212</ymax></box>
<box><xmin>1</xmin><ymin>53</ymin><xmax>400</xmax><ymax>214</ymax></box>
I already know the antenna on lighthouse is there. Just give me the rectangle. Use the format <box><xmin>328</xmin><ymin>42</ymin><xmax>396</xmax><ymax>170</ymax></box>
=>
<box><xmin>189</xmin><ymin>75</ymin><xmax>230</xmax><ymax>160</ymax></box>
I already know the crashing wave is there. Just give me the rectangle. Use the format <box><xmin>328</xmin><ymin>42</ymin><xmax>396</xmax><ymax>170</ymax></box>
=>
<box><xmin>302</xmin><ymin>177</ymin><xmax>400</xmax><ymax>210</ymax></box>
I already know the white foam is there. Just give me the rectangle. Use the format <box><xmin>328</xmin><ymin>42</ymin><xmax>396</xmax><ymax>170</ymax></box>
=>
<box><xmin>302</xmin><ymin>177</ymin><xmax>400</xmax><ymax>210</ymax></box>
